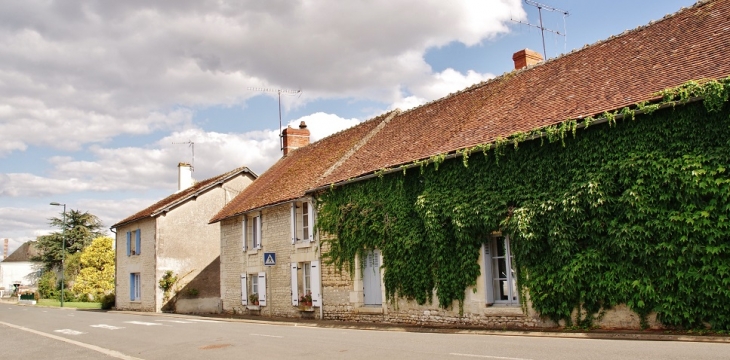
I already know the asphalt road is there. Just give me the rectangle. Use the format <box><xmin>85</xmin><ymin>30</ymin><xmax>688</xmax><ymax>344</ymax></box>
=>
<box><xmin>1</xmin><ymin>304</ymin><xmax>729</xmax><ymax>360</ymax></box>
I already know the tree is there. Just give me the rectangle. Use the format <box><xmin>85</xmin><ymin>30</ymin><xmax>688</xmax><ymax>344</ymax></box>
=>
<box><xmin>72</xmin><ymin>236</ymin><xmax>115</xmax><ymax>301</ymax></box>
<box><xmin>34</xmin><ymin>209</ymin><xmax>106</xmax><ymax>271</ymax></box>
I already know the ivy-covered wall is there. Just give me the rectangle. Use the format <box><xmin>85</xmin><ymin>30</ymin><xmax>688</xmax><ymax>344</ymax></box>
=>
<box><xmin>318</xmin><ymin>80</ymin><xmax>730</xmax><ymax>330</ymax></box>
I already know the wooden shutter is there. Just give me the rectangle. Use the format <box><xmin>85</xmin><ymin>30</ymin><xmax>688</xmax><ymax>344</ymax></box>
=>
<box><xmin>483</xmin><ymin>243</ymin><xmax>494</xmax><ymax>305</ymax></box>
<box><xmin>311</xmin><ymin>260</ymin><xmax>321</xmax><ymax>307</ymax></box>
<box><xmin>240</xmin><ymin>273</ymin><xmax>248</xmax><ymax>305</ymax></box>
<box><xmin>129</xmin><ymin>273</ymin><xmax>134</xmax><ymax>300</ymax></box>
<box><xmin>290</xmin><ymin>203</ymin><xmax>296</xmax><ymax>244</ymax></box>
<box><xmin>255</xmin><ymin>214</ymin><xmax>262</xmax><ymax>249</ymax></box>
<box><xmin>291</xmin><ymin>263</ymin><xmax>299</xmax><ymax>306</ymax></box>
<box><xmin>307</xmin><ymin>202</ymin><xmax>315</xmax><ymax>242</ymax></box>
<box><xmin>258</xmin><ymin>272</ymin><xmax>267</xmax><ymax>306</ymax></box>
<box><xmin>126</xmin><ymin>232</ymin><xmax>131</xmax><ymax>256</ymax></box>
<box><xmin>242</xmin><ymin>216</ymin><xmax>248</xmax><ymax>251</ymax></box>
<box><xmin>135</xmin><ymin>229</ymin><xmax>141</xmax><ymax>255</ymax></box>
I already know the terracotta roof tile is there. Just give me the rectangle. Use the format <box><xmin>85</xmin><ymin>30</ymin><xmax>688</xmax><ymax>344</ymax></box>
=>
<box><xmin>316</xmin><ymin>0</ymin><xmax>730</xmax><ymax>187</ymax></box>
<box><xmin>112</xmin><ymin>166</ymin><xmax>256</xmax><ymax>228</ymax></box>
<box><xmin>210</xmin><ymin>111</ymin><xmax>396</xmax><ymax>223</ymax></box>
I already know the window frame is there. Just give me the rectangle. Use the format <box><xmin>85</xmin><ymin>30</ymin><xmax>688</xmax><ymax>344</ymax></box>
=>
<box><xmin>485</xmin><ymin>234</ymin><xmax>519</xmax><ymax>305</ymax></box>
<box><xmin>130</xmin><ymin>272</ymin><xmax>141</xmax><ymax>302</ymax></box>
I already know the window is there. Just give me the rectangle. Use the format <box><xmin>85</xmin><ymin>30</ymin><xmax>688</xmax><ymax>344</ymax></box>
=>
<box><xmin>290</xmin><ymin>261</ymin><xmax>321</xmax><ymax>306</ymax></box>
<box><xmin>485</xmin><ymin>235</ymin><xmax>519</xmax><ymax>305</ymax></box>
<box><xmin>290</xmin><ymin>201</ymin><xmax>314</xmax><ymax>244</ymax></box>
<box><xmin>240</xmin><ymin>272</ymin><xmax>267</xmax><ymax>306</ymax></box>
<box><xmin>126</xmin><ymin>230</ymin><xmax>141</xmax><ymax>256</ymax></box>
<box><xmin>130</xmin><ymin>273</ymin><xmax>140</xmax><ymax>301</ymax></box>
<box><xmin>243</xmin><ymin>214</ymin><xmax>262</xmax><ymax>251</ymax></box>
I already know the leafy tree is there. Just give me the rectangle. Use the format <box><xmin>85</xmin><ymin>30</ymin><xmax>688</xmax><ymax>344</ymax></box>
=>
<box><xmin>72</xmin><ymin>236</ymin><xmax>115</xmax><ymax>301</ymax></box>
<box><xmin>34</xmin><ymin>209</ymin><xmax>106</xmax><ymax>271</ymax></box>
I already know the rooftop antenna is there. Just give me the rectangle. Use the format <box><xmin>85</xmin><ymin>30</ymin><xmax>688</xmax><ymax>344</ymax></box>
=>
<box><xmin>512</xmin><ymin>0</ymin><xmax>569</xmax><ymax>59</ymax></box>
<box><xmin>248</xmin><ymin>87</ymin><xmax>302</xmax><ymax>152</ymax></box>
<box><xmin>172</xmin><ymin>140</ymin><xmax>195</xmax><ymax>172</ymax></box>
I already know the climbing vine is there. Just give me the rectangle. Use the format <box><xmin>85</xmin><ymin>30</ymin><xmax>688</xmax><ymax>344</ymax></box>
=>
<box><xmin>317</xmin><ymin>78</ymin><xmax>730</xmax><ymax>329</ymax></box>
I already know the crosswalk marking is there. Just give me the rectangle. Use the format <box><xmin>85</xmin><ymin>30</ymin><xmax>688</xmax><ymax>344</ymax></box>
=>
<box><xmin>91</xmin><ymin>324</ymin><xmax>125</xmax><ymax>330</ymax></box>
<box><xmin>186</xmin><ymin>319</ymin><xmax>219</xmax><ymax>323</ymax></box>
<box><xmin>55</xmin><ymin>329</ymin><xmax>85</xmax><ymax>335</ymax></box>
<box><xmin>124</xmin><ymin>321</ymin><xmax>161</xmax><ymax>326</ymax></box>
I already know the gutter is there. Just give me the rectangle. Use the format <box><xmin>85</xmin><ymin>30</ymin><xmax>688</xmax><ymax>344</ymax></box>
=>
<box><xmin>306</xmin><ymin>97</ymin><xmax>703</xmax><ymax>194</ymax></box>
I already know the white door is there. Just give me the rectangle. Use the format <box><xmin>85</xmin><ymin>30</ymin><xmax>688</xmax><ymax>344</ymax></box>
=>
<box><xmin>363</xmin><ymin>250</ymin><xmax>382</xmax><ymax>306</ymax></box>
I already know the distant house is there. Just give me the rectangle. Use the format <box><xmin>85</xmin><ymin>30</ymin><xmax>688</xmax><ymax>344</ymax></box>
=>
<box><xmin>211</xmin><ymin>0</ymin><xmax>730</xmax><ymax>330</ymax></box>
<box><xmin>0</xmin><ymin>240</ymin><xmax>41</xmax><ymax>296</ymax></box>
<box><xmin>111</xmin><ymin>164</ymin><xmax>256</xmax><ymax>313</ymax></box>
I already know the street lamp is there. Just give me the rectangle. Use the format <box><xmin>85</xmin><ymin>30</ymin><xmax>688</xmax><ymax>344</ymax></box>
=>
<box><xmin>50</xmin><ymin>202</ymin><xmax>66</xmax><ymax>308</ymax></box>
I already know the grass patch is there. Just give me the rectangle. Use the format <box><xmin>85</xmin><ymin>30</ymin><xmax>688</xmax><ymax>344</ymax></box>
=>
<box><xmin>37</xmin><ymin>299</ymin><xmax>102</xmax><ymax>309</ymax></box>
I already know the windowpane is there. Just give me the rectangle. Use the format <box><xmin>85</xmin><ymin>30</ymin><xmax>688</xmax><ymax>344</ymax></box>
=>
<box><xmin>490</xmin><ymin>235</ymin><xmax>519</xmax><ymax>305</ymax></box>
<box><xmin>302</xmin><ymin>203</ymin><xmax>309</xmax><ymax>240</ymax></box>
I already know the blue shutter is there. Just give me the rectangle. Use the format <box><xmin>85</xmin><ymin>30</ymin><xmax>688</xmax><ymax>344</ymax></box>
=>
<box><xmin>126</xmin><ymin>232</ymin><xmax>131</xmax><ymax>256</ymax></box>
<box><xmin>129</xmin><ymin>273</ymin><xmax>134</xmax><ymax>301</ymax></box>
<box><xmin>135</xmin><ymin>229</ymin><xmax>141</xmax><ymax>255</ymax></box>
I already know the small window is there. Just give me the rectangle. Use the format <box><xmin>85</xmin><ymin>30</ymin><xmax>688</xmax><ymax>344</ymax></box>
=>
<box><xmin>302</xmin><ymin>204</ymin><xmax>309</xmax><ymax>241</ymax></box>
<box><xmin>130</xmin><ymin>273</ymin><xmax>141</xmax><ymax>301</ymax></box>
<box><xmin>251</xmin><ymin>215</ymin><xmax>260</xmax><ymax>249</ymax></box>
<box><xmin>290</xmin><ymin>261</ymin><xmax>321</xmax><ymax>306</ymax></box>
<box><xmin>487</xmin><ymin>235</ymin><xmax>519</xmax><ymax>305</ymax></box>
<box><xmin>126</xmin><ymin>230</ymin><xmax>141</xmax><ymax>256</ymax></box>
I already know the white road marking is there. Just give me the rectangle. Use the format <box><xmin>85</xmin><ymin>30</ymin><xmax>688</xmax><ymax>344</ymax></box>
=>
<box><xmin>250</xmin><ymin>333</ymin><xmax>283</xmax><ymax>338</ymax></box>
<box><xmin>186</xmin><ymin>319</ymin><xmax>220</xmax><ymax>323</ymax></box>
<box><xmin>450</xmin><ymin>353</ymin><xmax>533</xmax><ymax>360</ymax></box>
<box><xmin>0</xmin><ymin>321</ymin><xmax>143</xmax><ymax>360</ymax></box>
<box><xmin>91</xmin><ymin>324</ymin><xmax>125</xmax><ymax>330</ymax></box>
<box><xmin>54</xmin><ymin>329</ymin><xmax>86</xmax><ymax>335</ymax></box>
<box><xmin>155</xmin><ymin>320</ymin><xmax>193</xmax><ymax>324</ymax></box>
<box><xmin>124</xmin><ymin>321</ymin><xmax>161</xmax><ymax>326</ymax></box>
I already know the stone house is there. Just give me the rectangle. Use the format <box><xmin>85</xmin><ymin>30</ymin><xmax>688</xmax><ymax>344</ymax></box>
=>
<box><xmin>112</xmin><ymin>164</ymin><xmax>256</xmax><ymax>313</ymax></box>
<box><xmin>214</xmin><ymin>0</ymin><xmax>730</xmax><ymax>329</ymax></box>
<box><xmin>210</xmin><ymin>117</ymin><xmax>398</xmax><ymax>318</ymax></box>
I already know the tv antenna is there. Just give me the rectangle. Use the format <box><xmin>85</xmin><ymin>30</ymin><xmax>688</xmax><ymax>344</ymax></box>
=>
<box><xmin>172</xmin><ymin>140</ymin><xmax>195</xmax><ymax>172</ymax></box>
<box><xmin>512</xmin><ymin>0</ymin><xmax>569</xmax><ymax>59</ymax></box>
<box><xmin>248</xmin><ymin>87</ymin><xmax>302</xmax><ymax>151</ymax></box>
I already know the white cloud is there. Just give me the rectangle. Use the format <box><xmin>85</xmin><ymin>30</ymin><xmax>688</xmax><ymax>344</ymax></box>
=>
<box><xmin>0</xmin><ymin>0</ymin><xmax>524</xmax><ymax>156</ymax></box>
<box><xmin>391</xmin><ymin>68</ymin><xmax>495</xmax><ymax>111</ymax></box>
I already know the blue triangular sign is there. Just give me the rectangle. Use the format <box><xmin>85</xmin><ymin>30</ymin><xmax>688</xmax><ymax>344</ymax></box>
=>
<box><xmin>265</xmin><ymin>254</ymin><xmax>275</xmax><ymax>265</ymax></box>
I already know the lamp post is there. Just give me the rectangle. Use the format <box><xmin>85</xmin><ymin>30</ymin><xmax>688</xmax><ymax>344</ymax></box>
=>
<box><xmin>50</xmin><ymin>202</ymin><xmax>66</xmax><ymax>308</ymax></box>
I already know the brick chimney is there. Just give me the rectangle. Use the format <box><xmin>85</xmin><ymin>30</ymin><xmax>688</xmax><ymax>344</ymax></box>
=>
<box><xmin>177</xmin><ymin>162</ymin><xmax>193</xmax><ymax>192</ymax></box>
<box><xmin>282</xmin><ymin>121</ymin><xmax>310</xmax><ymax>156</ymax></box>
<box><xmin>3</xmin><ymin>239</ymin><xmax>8</xmax><ymax>260</ymax></box>
<box><xmin>512</xmin><ymin>48</ymin><xmax>543</xmax><ymax>70</ymax></box>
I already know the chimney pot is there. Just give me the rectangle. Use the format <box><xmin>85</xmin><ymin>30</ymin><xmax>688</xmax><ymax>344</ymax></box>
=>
<box><xmin>282</xmin><ymin>122</ymin><xmax>311</xmax><ymax>156</ymax></box>
<box><xmin>512</xmin><ymin>48</ymin><xmax>543</xmax><ymax>70</ymax></box>
<box><xmin>177</xmin><ymin>162</ymin><xmax>193</xmax><ymax>192</ymax></box>
<box><xmin>3</xmin><ymin>239</ymin><xmax>8</xmax><ymax>260</ymax></box>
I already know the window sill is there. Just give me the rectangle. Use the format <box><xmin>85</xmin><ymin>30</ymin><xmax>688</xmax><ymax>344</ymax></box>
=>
<box><xmin>295</xmin><ymin>242</ymin><xmax>313</xmax><ymax>249</ymax></box>
<box><xmin>246</xmin><ymin>249</ymin><xmax>260</xmax><ymax>255</ymax></box>
<box><xmin>246</xmin><ymin>305</ymin><xmax>260</xmax><ymax>310</ymax></box>
<box><xmin>297</xmin><ymin>305</ymin><xmax>315</xmax><ymax>312</ymax></box>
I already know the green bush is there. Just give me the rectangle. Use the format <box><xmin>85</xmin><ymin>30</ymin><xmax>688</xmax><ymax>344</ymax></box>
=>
<box><xmin>100</xmin><ymin>293</ymin><xmax>115</xmax><ymax>310</ymax></box>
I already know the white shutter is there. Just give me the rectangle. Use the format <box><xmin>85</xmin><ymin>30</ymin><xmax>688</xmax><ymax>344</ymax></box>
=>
<box><xmin>307</xmin><ymin>202</ymin><xmax>315</xmax><ymax>242</ymax></box>
<box><xmin>291</xmin><ymin>263</ymin><xmax>299</xmax><ymax>306</ymax></box>
<box><xmin>483</xmin><ymin>243</ymin><xmax>494</xmax><ymax>305</ymax></box>
<box><xmin>240</xmin><ymin>273</ymin><xmax>248</xmax><ymax>306</ymax></box>
<box><xmin>242</xmin><ymin>216</ymin><xmax>248</xmax><ymax>251</ymax></box>
<box><xmin>311</xmin><ymin>260</ymin><xmax>321</xmax><ymax>307</ymax></box>
<box><xmin>256</xmin><ymin>214</ymin><xmax>262</xmax><ymax>249</ymax></box>
<box><xmin>290</xmin><ymin>203</ymin><xmax>296</xmax><ymax>244</ymax></box>
<box><xmin>258</xmin><ymin>272</ymin><xmax>267</xmax><ymax>306</ymax></box>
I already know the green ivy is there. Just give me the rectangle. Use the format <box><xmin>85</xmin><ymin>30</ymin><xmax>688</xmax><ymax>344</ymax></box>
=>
<box><xmin>318</xmin><ymin>78</ymin><xmax>730</xmax><ymax>329</ymax></box>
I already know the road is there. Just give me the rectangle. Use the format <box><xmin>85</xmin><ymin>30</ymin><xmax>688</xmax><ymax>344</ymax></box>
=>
<box><xmin>1</xmin><ymin>304</ymin><xmax>729</xmax><ymax>360</ymax></box>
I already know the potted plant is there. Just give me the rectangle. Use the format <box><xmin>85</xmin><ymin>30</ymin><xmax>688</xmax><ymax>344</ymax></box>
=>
<box><xmin>299</xmin><ymin>292</ymin><xmax>313</xmax><ymax>307</ymax></box>
<box><xmin>248</xmin><ymin>293</ymin><xmax>259</xmax><ymax>306</ymax></box>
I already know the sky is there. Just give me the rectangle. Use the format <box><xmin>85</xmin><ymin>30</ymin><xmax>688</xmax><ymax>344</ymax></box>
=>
<box><xmin>0</xmin><ymin>0</ymin><xmax>698</xmax><ymax>255</ymax></box>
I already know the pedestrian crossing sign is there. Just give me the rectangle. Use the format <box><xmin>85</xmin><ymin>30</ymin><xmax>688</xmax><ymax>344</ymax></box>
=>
<box><xmin>264</xmin><ymin>252</ymin><xmax>276</xmax><ymax>266</ymax></box>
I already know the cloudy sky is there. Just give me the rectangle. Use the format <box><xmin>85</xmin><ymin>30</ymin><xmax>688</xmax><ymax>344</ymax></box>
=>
<box><xmin>0</xmin><ymin>0</ymin><xmax>696</xmax><ymax>255</ymax></box>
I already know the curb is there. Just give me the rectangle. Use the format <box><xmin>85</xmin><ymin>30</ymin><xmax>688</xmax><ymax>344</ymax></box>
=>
<box><xmin>106</xmin><ymin>309</ymin><xmax>730</xmax><ymax>344</ymax></box>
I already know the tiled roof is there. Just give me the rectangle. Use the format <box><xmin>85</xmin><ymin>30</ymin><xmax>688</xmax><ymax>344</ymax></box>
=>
<box><xmin>315</xmin><ymin>0</ymin><xmax>730</xmax><ymax>187</ymax></box>
<box><xmin>210</xmin><ymin>111</ymin><xmax>397</xmax><ymax>223</ymax></box>
<box><xmin>2</xmin><ymin>241</ymin><xmax>39</xmax><ymax>263</ymax></box>
<box><xmin>112</xmin><ymin>166</ymin><xmax>256</xmax><ymax>228</ymax></box>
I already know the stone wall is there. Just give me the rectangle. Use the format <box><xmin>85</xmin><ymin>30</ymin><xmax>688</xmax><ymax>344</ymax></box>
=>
<box><xmin>220</xmin><ymin>200</ymin><xmax>321</xmax><ymax>319</ymax></box>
